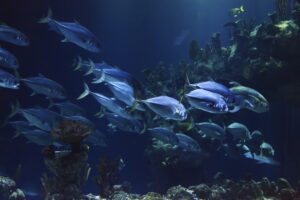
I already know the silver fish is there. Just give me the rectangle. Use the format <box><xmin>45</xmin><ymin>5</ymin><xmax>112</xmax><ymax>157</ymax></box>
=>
<box><xmin>185</xmin><ymin>89</ymin><xmax>228</xmax><ymax>113</ymax></box>
<box><xmin>196</xmin><ymin>122</ymin><xmax>226</xmax><ymax>141</ymax></box>
<box><xmin>20</xmin><ymin>129</ymin><xmax>54</xmax><ymax>146</ymax></box>
<box><xmin>22</xmin><ymin>75</ymin><xmax>67</xmax><ymax>99</ymax></box>
<box><xmin>142</xmin><ymin>96</ymin><xmax>187</xmax><ymax>121</ymax></box>
<box><xmin>0</xmin><ymin>47</ymin><xmax>19</xmax><ymax>69</ymax></box>
<box><xmin>243</xmin><ymin>152</ymin><xmax>279</xmax><ymax>165</ymax></box>
<box><xmin>226</xmin><ymin>122</ymin><xmax>251</xmax><ymax>141</ymax></box>
<box><xmin>0</xmin><ymin>24</ymin><xmax>29</xmax><ymax>46</ymax></box>
<box><xmin>0</xmin><ymin>69</ymin><xmax>19</xmax><ymax>89</ymax></box>
<box><xmin>78</xmin><ymin>83</ymin><xmax>133</xmax><ymax>120</ymax></box>
<box><xmin>105</xmin><ymin>112</ymin><xmax>144</xmax><ymax>133</ymax></box>
<box><xmin>176</xmin><ymin>133</ymin><xmax>201</xmax><ymax>153</ymax></box>
<box><xmin>147</xmin><ymin>127</ymin><xmax>179</xmax><ymax>144</ymax></box>
<box><xmin>39</xmin><ymin>9</ymin><xmax>101</xmax><ymax>52</ymax></box>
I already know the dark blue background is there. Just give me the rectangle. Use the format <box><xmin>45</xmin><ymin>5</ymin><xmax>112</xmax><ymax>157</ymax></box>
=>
<box><xmin>1</xmin><ymin>0</ymin><xmax>299</xmax><ymax>198</ymax></box>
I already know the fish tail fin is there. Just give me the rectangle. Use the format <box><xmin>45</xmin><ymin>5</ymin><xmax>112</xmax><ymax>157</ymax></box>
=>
<box><xmin>84</xmin><ymin>59</ymin><xmax>95</xmax><ymax>76</ymax></box>
<box><xmin>1</xmin><ymin>100</ymin><xmax>20</xmax><ymax>127</ymax></box>
<box><xmin>73</xmin><ymin>56</ymin><xmax>83</xmax><ymax>71</ymax></box>
<box><xmin>187</xmin><ymin>117</ymin><xmax>195</xmax><ymax>131</ymax></box>
<box><xmin>38</xmin><ymin>8</ymin><xmax>53</xmax><ymax>24</ymax></box>
<box><xmin>127</xmin><ymin>100</ymin><xmax>140</xmax><ymax>113</ymax></box>
<box><xmin>77</xmin><ymin>83</ymin><xmax>90</xmax><ymax>100</ymax></box>
<box><xmin>94</xmin><ymin>107</ymin><xmax>105</xmax><ymax>118</ymax></box>
<box><xmin>240</xmin><ymin>5</ymin><xmax>245</xmax><ymax>12</ymax></box>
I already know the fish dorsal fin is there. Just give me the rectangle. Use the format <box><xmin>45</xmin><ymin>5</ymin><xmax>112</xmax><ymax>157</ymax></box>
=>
<box><xmin>61</xmin><ymin>38</ymin><xmax>69</xmax><ymax>43</ymax></box>
<box><xmin>229</xmin><ymin>81</ymin><xmax>241</xmax><ymax>86</ymax></box>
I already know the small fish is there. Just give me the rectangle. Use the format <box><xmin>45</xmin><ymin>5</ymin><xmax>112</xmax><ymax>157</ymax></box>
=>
<box><xmin>49</xmin><ymin>101</ymin><xmax>85</xmax><ymax>116</ymax></box>
<box><xmin>226</xmin><ymin>122</ymin><xmax>251</xmax><ymax>141</ymax></box>
<box><xmin>0</xmin><ymin>69</ymin><xmax>19</xmax><ymax>89</ymax></box>
<box><xmin>21</xmin><ymin>75</ymin><xmax>67</xmax><ymax>99</ymax></box>
<box><xmin>20</xmin><ymin>129</ymin><xmax>54</xmax><ymax>146</ymax></box>
<box><xmin>84</xmin><ymin>130</ymin><xmax>107</xmax><ymax>147</ymax></box>
<box><xmin>230</xmin><ymin>84</ymin><xmax>269</xmax><ymax>113</ymax></box>
<box><xmin>105</xmin><ymin>112</ymin><xmax>144</xmax><ymax>133</ymax></box>
<box><xmin>229</xmin><ymin>5</ymin><xmax>245</xmax><ymax>18</ymax></box>
<box><xmin>187</xmin><ymin>78</ymin><xmax>235</xmax><ymax>104</ymax></box>
<box><xmin>39</xmin><ymin>9</ymin><xmax>101</xmax><ymax>52</ymax></box>
<box><xmin>142</xmin><ymin>96</ymin><xmax>187</xmax><ymax>121</ymax></box>
<box><xmin>260</xmin><ymin>142</ymin><xmax>275</xmax><ymax>156</ymax></box>
<box><xmin>196</xmin><ymin>122</ymin><xmax>226</xmax><ymax>141</ymax></box>
<box><xmin>243</xmin><ymin>152</ymin><xmax>279</xmax><ymax>165</ymax></box>
<box><xmin>0</xmin><ymin>24</ymin><xmax>30</xmax><ymax>46</ymax></box>
<box><xmin>78</xmin><ymin>83</ymin><xmax>133</xmax><ymax>120</ymax></box>
<box><xmin>185</xmin><ymin>89</ymin><xmax>228</xmax><ymax>114</ymax></box>
<box><xmin>147</xmin><ymin>127</ymin><xmax>179</xmax><ymax>144</ymax></box>
<box><xmin>0</xmin><ymin>47</ymin><xmax>19</xmax><ymax>69</ymax></box>
<box><xmin>176</xmin><ymin>133</ymin><xmax>201</xmax><ymax>153</ymax></box>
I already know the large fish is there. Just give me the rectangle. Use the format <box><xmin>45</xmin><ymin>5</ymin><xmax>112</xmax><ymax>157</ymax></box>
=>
<box><xmin>49</xmin><ymin>101</ymin><xmax>85</xmax><ymax>116</ymax></box>
<box><xmin>185</xmin><ymin>89</ymin><xmax>228</xmax><ymax>114</ymax></box>
<box><xmin>39</xmin><ymin>9</ymin><xmax>101</xmax><ymax>53</ymax></box>
<box><xmin>230</xmin><ymin>83</ymin><xmax>269</xmax><ymax>113</ymax></box>
<box><xmin>226</xmin><ymin>122</ymin><xmax>251</xmax><ymax>141</ymax></box>
<box><xmin>0</xmin><ymin>69</ymin><xmax>19</xmax><ymax>89</ymax></box>
<box><xmin>176</xmin><ymin>133</ymin><xmax>201</xmax><ymax>153</ymax></box>
<box><xmin>21</xmin><ymin>75</ymin><xmax>67</xmax><ymax>99</ymax></box>
<box><xmin>0</xmin><ymin>47</ymin><xmax>19</xmax><ymax>69</ymax></box>
<box><xmin>142</xmin><ymin>96</ymin><xmax>187</xmax><ymax>121</ymax></box>
<box><xmin>0</xmin><ymin>24</ymin><xmax>30</xmax><ymax>46</ymax></box>
<box><xmin>195</xmin><ymin>122</ymin><xmax>226</xmax><ymax>141</ymax></box>
<box><xmin>105</xmin><ymin>112</ymin><xmax>144</xmax><ymax>133</ymax></box>
<box><xmin>187</xmin><ymin>78</ymin><xmax>235</xmax><ymax>104</ymax></box>
<box><xmin>147</xmin><ymin>127</ymin><xmax>179</xmax><ymax>145</ymax></box>
<box><xmin>9</xmin><ymin>104</ymin><xmax>62</xmax><ymax>132</ymax></box>
<box><xmin>78</xmin><ymin>83</ymin><xmax>133</xmax><ymax>120</ymax></box>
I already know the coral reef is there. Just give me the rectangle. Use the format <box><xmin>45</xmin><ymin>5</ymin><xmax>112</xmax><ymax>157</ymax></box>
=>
<box><xmin>103</xmin><ymin>173</ymin><xmax>300</xmax><ymax>200</ymax></box>
<box><xmin>0</xmin><ymin>176</ymin><xmax>26</xmax><ymax>200</ymax></box>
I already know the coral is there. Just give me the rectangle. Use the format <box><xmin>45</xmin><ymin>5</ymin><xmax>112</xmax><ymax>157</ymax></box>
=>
<box><xmin>0</xmin><ymin>176</ymin><xmax>26</xmax><ymax>200</ymax></box>
<box><xmin>166</xmin><ymin>185</ymin><xmax>197</xmax><ymax>200</ymax></box>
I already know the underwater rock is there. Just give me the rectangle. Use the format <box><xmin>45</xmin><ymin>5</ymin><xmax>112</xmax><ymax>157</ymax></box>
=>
<box><xmin>0</xmin><ymin>176</ymin><xmax>25</xmax><ymax>200</ymax></box>
<box><xmin>236</xmin><ymin>180</ymin><xmax>264</xmax><ymax>200</ymax></box>
<box><xmin>188</xmin><ymin>184</ymin><xmax>211</xmax><ymax>199</ymax></box>
<box><xmin>166</xmin><ymin>185</ymin><xmax>197</xmax><ymax>200</ymax></box>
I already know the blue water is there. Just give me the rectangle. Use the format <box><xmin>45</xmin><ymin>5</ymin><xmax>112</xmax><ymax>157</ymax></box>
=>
<box><xmin>0</xmin><ymin>0</ymin><xmax>299</xmax><ymax>198</ymax></box>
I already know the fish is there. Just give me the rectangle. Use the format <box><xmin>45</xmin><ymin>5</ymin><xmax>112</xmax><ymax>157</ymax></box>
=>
<box><xmin>19</xmin><ymin>129</ymin><xmax>54</xmax><ymax>146</ymax></box>
<box><xmin>105</xmin><ymin>112</ymin><xmax>144</xmax><ymax>133</ymax></box>
<box><xmin>260</xmin><ymin>142</ymin><xmax>275</xmax><ymax>156</ymax></box>
<box><xmin>243</xmin><ymin>152</ymin><xmax>280</xmax><ymax>166</ymax></box>
<box><xmin>49</xmin><ymin>101</ymin><xmax>85</xmax><ymax>116</ymax></box>
<box><xmin>21</xmin><ymin>75</ymin><xmax>67</xmax><ymax>99</ymax></box>
<box><xmin>8</xmin><ymin>120</ymin><xmax>34</xmax><ymax>138</ymax></box>
<box><xmin>176</xmin><ymin>133</ymin><xmax>201</xmax><ymax>153</ymax></box>
<box><xmin>185</xmin><ymin>89</ymin><xmax>228</xmax><ymax>114</ymax></box>
<box><xmin>107</xmin><ymin>81</ymin><xmax>135</xmax><ymax>107</ymax></box>
<box><xmin>0</xmin><ymin>47</ymin><xmax>19</xmax><ymax>69</ymax></box>
<box><xmin>147</xmin><ymin>127</ymin><xmax>179</xmax><ymax>144</ymax></box>
<box><xmin>39</xmin><ymin>9</ymin><xmax>101</xmax><ymax>52</ymax></box>
<box><xmin>84</xmin><ymin>130</ymin><xmax>107</xmax><ymax>147</ymax></box>
<box><xmin>0</xmin><ymin>24</ymin><xmax>30</xmax><ymax>46</ymax></box>
<box><xmin>9</xmin><ymin>103</ymin><xmax>62</xmax><ymax>131</ymax></box>
<box><xmin>230</xmin><ymin>84</ymin><xmax>269</xmax><ymax>113</ymax></box>
<box><xmin>226</xmin><ymin>122</ymin><xmax>251</xmax><ymax>141</ymax></box>
<box><xmin>187</xmin><ymin>78</ymin><xmax>235</xmax><ymax>104</ymax></box>
<box><xmin>229</xmin><ymin>5</ymin><xmax>245</xmax><ymax>18</ymax></box>
<box><xmin>223</xmin><ymin>143</ymin><xmax>251</xmax><ymax>158</ymax></box>
<box><xmin>195</xmin><ymin>122</ymin><xmax>226</xmax><ymax>141</ymax></box>
<box><xmin>141</xmin><ymin>96</ymin><xmax>187</xmax><ymax>121</ymax></box>
<box><xmin>77</xmin><ymin>83</ymin><xmax>133</xmax><ymax>120</ymax></box>
<box><xmin>0</xmin><ymin>69</ymin><xmax>19</xmax><ymax>89</ymax></box>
